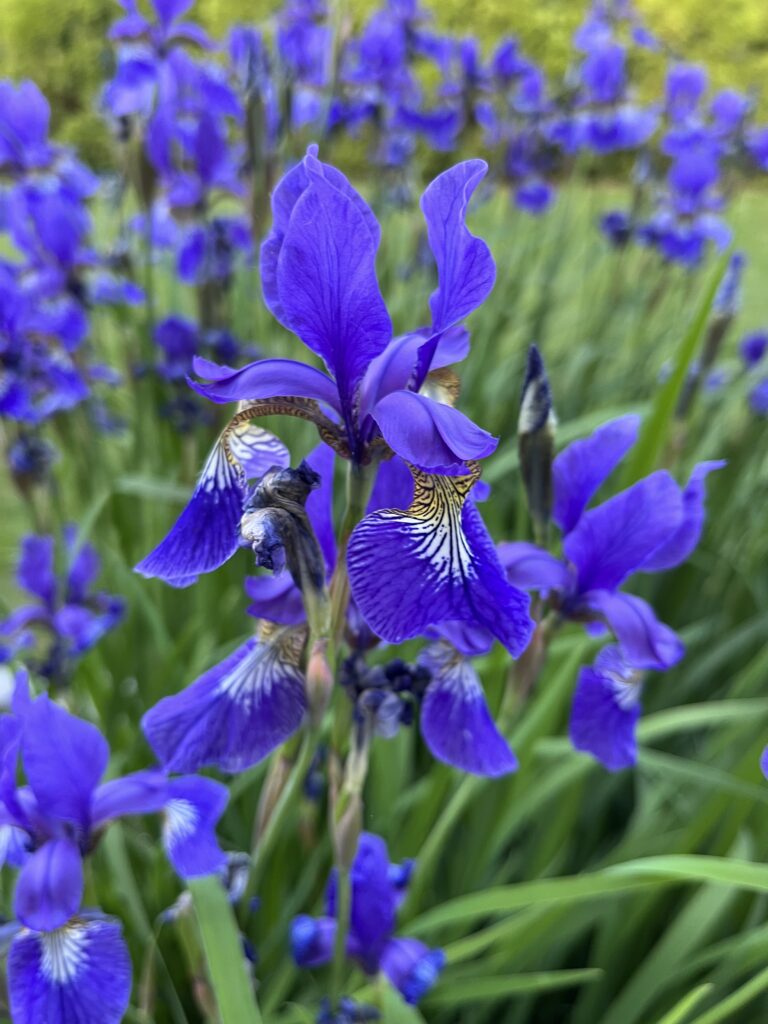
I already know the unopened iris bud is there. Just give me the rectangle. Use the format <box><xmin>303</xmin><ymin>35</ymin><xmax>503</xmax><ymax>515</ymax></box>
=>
<box><xmin>241</xmin><ymin>460</ymin><xmax>330</xmax><ymax>636</ymax></box>
<box><xmin>307</xmin><ymin>637</ymin><xmax>333</xmax><ymax>726</ymax></box>
<box><xmin>518</xmin><ymin>344</ymin><xmax>556</xmax><ymax>539</ymax></box>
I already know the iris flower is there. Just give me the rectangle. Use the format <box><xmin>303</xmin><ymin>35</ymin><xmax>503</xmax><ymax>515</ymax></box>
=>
<box><xmin>291</xmin><ymin>832</ymin><xmax>444</xmax><ymax>1005</ymax></box>
<box><xmin>138</xmin><ymin>147</ymin><xmax>500</xmax><ymax>587</ymax></box>
<box><xmin>0</xmin><ymin>675</ymin><xmax>227</xmax><ymax>1023</ymax></box>
<box><xmin>569</xmin><ymin>644</ymin><xmax>644</xmax><ymax>771</ymax></box>
<box><xmin>501</xmin><ymin>415</ymin><xmax>725</xmax><ymax>670</ymax></box>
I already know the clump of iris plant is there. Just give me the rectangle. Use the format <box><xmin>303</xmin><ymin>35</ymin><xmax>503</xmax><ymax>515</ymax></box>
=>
<box><xmin>0</xmin><ymin>672</ymin><xmax>228</xmax><ymax>1024</ymax></box>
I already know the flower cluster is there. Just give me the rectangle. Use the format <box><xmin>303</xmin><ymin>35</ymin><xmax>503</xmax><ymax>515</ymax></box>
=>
<box><xmin>0</xmin><ymin>528</ymin><xmax>125</xmax><ymax>686</ymax></box>
<box><xmin>0</xmin><ymin>673</ymin><xmax>227</xmax><ymax>1024</ymax></box>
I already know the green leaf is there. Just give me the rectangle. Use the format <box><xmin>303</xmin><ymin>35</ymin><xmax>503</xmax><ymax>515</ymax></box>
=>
<box><xmin>655</xmin><ymin>985</ymin><xmax>715</xmax><ymax>1024</ymax></box>
<box><xmin>409</xmin><ymin>856</ymin><xmax>768</xmax><ymax>936</ymax></box>
<box><xmin>620</xmin><ymin>253</ymin><xmax>730</xmax><ymax>485</ymax></box>
<box><xmin>425</xmin><ymin>969</ymin><xmax>603</xmax><ymax>1006</ymax></box>
<box><xmin>189</xmin><ymin>876</ymin><xmax>263</xmax><ymax>1024</ymax></box>
<box><xmin>687</xmin><ymin>966</ymin><xmax>768</xmax><ymax>1024</ymax></box>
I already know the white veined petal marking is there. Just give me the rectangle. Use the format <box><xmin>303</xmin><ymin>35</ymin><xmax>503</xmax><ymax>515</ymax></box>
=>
<box><xmin>606</xmin><ymin>668</ymin><xmax>643</xmax><ymax>711</ymax></box>
<box><xmin>41</xmin><ymin>923</ymin><xmax>88</xmax><ymax>984</ymax></box>
<box><xmin>164</xmin><ymin>799</ymin><xmax>199</xmax><ymax>845</ymax></box>
<box><xmin>377</xmin><ymin>467</ymin><xmax>480</xmax><ymax>586</ymax></box>
<box><xmin>200</xmin><ymin>441</ymin><xmax>239</xmax><ymax>495</ymax></box>
<box><xmin>215</xmin><ymin>629</ymin><xmax>307</xmax><ymax>709</ymax></box>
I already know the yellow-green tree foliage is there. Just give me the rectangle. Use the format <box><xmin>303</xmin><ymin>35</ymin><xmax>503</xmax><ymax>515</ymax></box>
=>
<box><xmin>1</xmin><ymin>0</ymin><xmax>767</xmax><ymax>165</ymax></box>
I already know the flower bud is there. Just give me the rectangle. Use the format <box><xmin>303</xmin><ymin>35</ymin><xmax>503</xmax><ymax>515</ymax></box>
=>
<box><xmin>518</xmin><ymin>345</ymin><xmax>556</xmax><ymax>538</ymax></box>
<box><xmin>306</xmin><ymin>637</ymin><xmax>334</xmax><ymax>726</ymax></box>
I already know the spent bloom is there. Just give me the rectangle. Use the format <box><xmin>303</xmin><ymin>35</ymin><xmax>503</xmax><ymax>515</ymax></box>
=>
<box><xmin>291</xmin><ymin>832</ymin><xmax>444</xmax><ymax>1005</ymax></box>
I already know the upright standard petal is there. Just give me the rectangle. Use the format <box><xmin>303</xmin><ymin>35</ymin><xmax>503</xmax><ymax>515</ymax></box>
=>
<box><xmin>381</xmin><ymin>937</ymin><xmax>446</xmax><ymax>1005</ymax></box>
<box><xmin>348</xmin><ymin>466</ymin><xmax>532</xmax><ymax>656</ymax></box>
<box><xmin>564</xmin><ymin>471</ymin><xmax>683</xmax><ymax>593</ymax></box>
<box><xmin>420</xmin><ymin>160</ymin><xmax>496</xmax><ymax>332</ymax></box>
<box><xmin>569</xmin><ymin>645</ymin><xmax>642</xmax><ymax>771</ymax></box>
<box><xmin>162</xmin><ymin>776</ymin><xmax>228</xmax><ymax>879</ymax></box>
<box><xmin>326</xmin><ymin>832</ymin><xmax>396</xmax><ymax>971</ymax></box>
<box><xmin>419</xmin><ymin>642</ymin><xmax>517</xmax><ymax>776</ymax></box>
<box><xmin>142</xmin><ymin>629</ymin><xmax>307</xmax><ymax>773</ymax></box>
<box><xmin>18</xmin><ymin>695</ymin><xmax>108</xmax><ymax>828</ymax></box>
<box><xmin>640</xmin><ymin>460</ymin><xmax>726</xmax><ymax>572</ymax></box>
<box><xmin>17</xmin><ymin>535</ymin><xmax>56</xmax><ymax>608</ymax></box>
<box><xmin>552</xmin><ymin>415</ymin><xmax>641</xmax><ymax>534</ymax></box>
<box><xmin>371</xmin><ymin>390</ymin><xmax>497</xmax><ymax>471</ymax></box>
<box><xmin>583</xmin><ymin>590</ymin><xmax>684</xmax><ymax>670</ymax></box>
<box><xmin>263</xmin><ymin>150</ymin><xmax>392</xmax><ymax>421</ymax></box>
<box><xmin>14</xmin><ymin>839</ymin><xmax>84</xmax><ymax>932</ymax></box>
<box><xmin>8</xmin><ymin>917</ymin><xmax>131</xmax><ymax>1024</ymax></box>
<box><xmin>135</xmin><ymin>425</ymin><xmax>288</xmax><ymax>585</ymax></box>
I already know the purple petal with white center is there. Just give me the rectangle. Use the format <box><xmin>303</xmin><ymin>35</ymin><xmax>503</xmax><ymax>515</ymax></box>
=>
<box><xmin>162</xmin><ymin>775</ymin><xmax>228</xmax><ymax>879</ymax></box>
<box><xmin>262</xmin><ymin>150</ymin><xmax>391</xmax><ymax>419</ymax></box>
<box><xmin>189</xmin><ymin>357</ymin><xmax>343</xmax><ymax>414</ymax></box>
<box><xmin>142</xmin><ymin>632</ymin><xmax>307</xmax><ymax>773</ymax></box>
<box><xmin>569</xmin><ymin>645</ymin><xmax>642</xmax><ymax>771</ymax></box>
<box><xmin>381</xmin><ymin>937</ymin><xmax>446</xmax><ymax>1005</ymax></box>
<box><xmin>641</xmin><ymin>460</ymin><xmax>726</xmax><ymax>572</ymax></box>
<box><xmin>8</xmin><ymin>917</ymin><xmax>131</xmax><ymax>1024</ymax></box>
<box><xmin>552</xmin><ymin>415</ymin><xmax>641</xmax><ymax>534</ymax></box>
<box><xmin>17</xmin><ymin>535</ymin><xmax>56</xmax><ymax>609</ymax></box>
<box><xmin>225</xmin><ymin>418</ymin><xmax>290</xmax><ymax>482</ymax></box>
<box><xmin>14</xmin><ymin>839</ymin><xmax>83</xmax><ymax>932</ymax></box>
<box><xmin>91</xmin><ymin>770</ymin><xmax>169</xmax><ymax>828</ymax></box>
<box><xmin>18</xmin><ymin>695</ymin><xmax>108</xmax><ymax>828</ymax></box>
<box><xmin>136</xmin><ymin>423</ymin><xmax>287</xmax><ymax>585</ymax></box>
<box><xmin>582</xmin><ymin>590</ymin><xmax>684</xmax><ymax>670</ymax></box>
<box><xmin>564</xmin><ymin>471</ymin><xmax>683</xmax><ymax>593</ymax></box>
<box><xmin>419</xmin><ymin>642</ymin><xmax>517</xmax><ymax>776</ymax></box>
<box><xmin>371</xmin><ymin>390</ymin><xmax>497</xmax><ymax>471</ymax></box>
<box><xmin>497</xmin><ymin>541</ymin><xmax>571</xmax><ymax>592</ymax></box>
<box><xmin>420</xmin><ymin>160</ymin><xmax>496</xmax><ymax>332</ymax></box>
<box><xmin>290</xmin><ymin>914</ymin><xmax>336</xmax><ymax>968</ymax></box>
<box><xmin>348</xmin><ymin>468</ymin><xmax>532</xmax><ymax>655</ymax></box>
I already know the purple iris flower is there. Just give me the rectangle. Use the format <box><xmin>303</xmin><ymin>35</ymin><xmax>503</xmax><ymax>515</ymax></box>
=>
<box><xmin>0</xmin><ymin>81</ymin><xmax>55</xmax><ymax>173</ymax></box>
<box><xmin>0</xmin><ymin>677</ymin><xmax>227</xmax><ymax>1022</ymax></box>
<box><xmin>739</xmin><ymin>332</ymin><xmax>768</xmax><ymax>370</ymax></box>
<box><xmin>291</xmin><ymin>832</ymin><xmax>444</xmax><ymax>1005</ymax></box>
<box><xmin>569</xmin><ymin>644</ymin><xmax>643</xmax><ymax>771</ymax></box>
<box><xmin>0</xmin><ymin>528</ymin><xmax>124</xmax><ymax>684</ymax></box>
<box><xmin>139</xmin><ymin>148</ymin><xmax>498</xmax><ymax>586</ymax></box>
<box><xmin>109</xmin><ymin>0</ymin><xmax>213</xmax><ymax>51</ymax></box>
<box><xmin>500</xmin><ymin>416</ymin><xmax>725</xmax><ymax>670</ymax></box>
